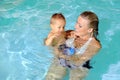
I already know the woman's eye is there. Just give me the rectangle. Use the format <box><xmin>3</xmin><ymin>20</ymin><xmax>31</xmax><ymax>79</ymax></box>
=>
<box><xmin>76</xmin><ymin>21</ymin><xmax>82</xmax><ymax>28</ymax></box>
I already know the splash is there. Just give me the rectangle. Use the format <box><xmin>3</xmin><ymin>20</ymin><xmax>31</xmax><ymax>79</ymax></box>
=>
<box><xmin>0</xmin><ymin>0</ymin><xmax>23</xmax><ymax>11</ymax></box>
<box><xmin>102</xmin><ymin>61</ymin><xmax>120</xmax><ymax>80</ymax></box>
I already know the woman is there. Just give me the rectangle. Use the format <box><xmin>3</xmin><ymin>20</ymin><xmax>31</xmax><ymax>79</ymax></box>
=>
<box><xmin>46</xmin><ymin>11</ymin><xmax>101</xmax><ymax>80</ymax></box>
<box><xmin>66</xmin><ymin>11</ymin><xmax>101</xmax><ymax>80</ymax></box>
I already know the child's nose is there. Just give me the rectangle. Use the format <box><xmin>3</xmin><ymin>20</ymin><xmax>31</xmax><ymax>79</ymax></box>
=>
<box><xmin>60</xmin><ymin>28</ymin><xmax>64</xmax><ymax>31</ymax></box>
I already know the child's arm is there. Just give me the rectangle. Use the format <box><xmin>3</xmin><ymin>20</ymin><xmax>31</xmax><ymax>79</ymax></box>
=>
<box><xmin>45</xmin><ymin>37</ymin><xmax>53</xmax><ymax>46</ymax></box>
<box><xmin>45</xmin><ymin>32</ymin><xmax>60</xmax><ymax>46</ymax></box>
<box><xmin>45</xmin><ymin>33</ymin><xmax>55</xmax><ymax>46</ymax></box>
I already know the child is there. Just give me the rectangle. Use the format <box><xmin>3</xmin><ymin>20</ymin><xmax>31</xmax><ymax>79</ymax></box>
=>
<box><xmin>45</xmin><ymin>13</ymin><xmax>77</xmax><ymax>80</ymax></box>
<box><xmin>44</xmin><ymin>13</ymin><xmax>66</xmax><ymax>47</ymax></box>
<box><xmin>44</xmin><ymin>13</ymin><xmax>67</xmax><ymax>80</ymax></box>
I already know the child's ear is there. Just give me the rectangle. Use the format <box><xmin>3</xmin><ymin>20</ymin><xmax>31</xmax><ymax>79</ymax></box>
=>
<box><xmin>50</xmin><ymin>23</ymin><xmax>52</xmax><ymax>27</ymax></box>
<box><xmin>50</xmin><ymin>23</ymin><xmax>54</xmax><ymax>28</ymax></box>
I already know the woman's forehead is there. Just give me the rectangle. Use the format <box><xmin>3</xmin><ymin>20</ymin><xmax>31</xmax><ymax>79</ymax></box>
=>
<box><xmin>78</xmin><ymin>16</ymin><xmax>89</xmax><ymax>23</ymax></box>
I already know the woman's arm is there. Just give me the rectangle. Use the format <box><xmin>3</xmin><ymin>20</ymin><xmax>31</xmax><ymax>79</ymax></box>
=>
<box><xmin>68</xmin><ymin>39</ymin><xmax>101</xmax><ymax>66</ymax></box>
<box><xmin>70</xmin><ymin>44</ymin><xmax>101</xmax><ymax>66</ymax></box>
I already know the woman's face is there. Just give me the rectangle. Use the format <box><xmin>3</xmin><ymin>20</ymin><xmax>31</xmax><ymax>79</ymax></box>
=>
<box><xmin>74</xmin><ymin>16</ymin><xmax>92</xmax><ymax>37</ymax></box>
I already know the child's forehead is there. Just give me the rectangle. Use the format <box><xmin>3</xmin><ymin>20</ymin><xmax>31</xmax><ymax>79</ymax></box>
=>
<box><xmin>51</xmin><ymin>19</ymin><xmax>66</xmax><ymax>25</ymax></box>
<box><xmin>51</xmin><ymin>18</ymin><xmax>65</xmax><ymax>22</ymax></box>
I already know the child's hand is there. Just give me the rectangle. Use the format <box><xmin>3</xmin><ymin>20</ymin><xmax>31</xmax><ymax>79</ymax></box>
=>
<box><xmin>52</xmin><ymin>33</ymin><xmax>60</xmax><ymax>38</ymax></box>
<box><xmin>49</xmin><ymin>32</ymin><xmax>61</xmax><ymax>38</ymax></box>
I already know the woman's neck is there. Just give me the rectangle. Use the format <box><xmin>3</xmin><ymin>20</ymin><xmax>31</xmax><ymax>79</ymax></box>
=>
<box><xmin>81</xmin><ymin>35</ymin><xmax>91</xmax><ymax>40</ymax></box>
<box><xmin>79</xmin><ymin>32</ymin><xmax>93</xmax><ymax>40</ymax></box>
<box><xmin>76</xmin><ymin>34</ymin><xmax>91</xmax><ymax>41</ymax></box>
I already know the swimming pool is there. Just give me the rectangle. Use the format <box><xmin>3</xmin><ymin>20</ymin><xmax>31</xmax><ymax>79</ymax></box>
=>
<box><xmin>0</xmin><ymin>0</ymin><xmax>120</xmax><ymax>80</ymax></box>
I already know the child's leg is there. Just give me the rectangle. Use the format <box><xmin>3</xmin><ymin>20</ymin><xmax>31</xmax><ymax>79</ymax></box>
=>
<box><xmin>69</xmin><ymin>67</ymin><xmax>89</xmax><ymax>80</ymax></box>
<box><xmin>45</xmin><ymin>59</ymin><xmax>67</xmax><ymax>80</ymax></box>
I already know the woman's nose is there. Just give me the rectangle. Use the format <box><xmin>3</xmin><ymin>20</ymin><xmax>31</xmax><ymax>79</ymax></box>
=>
<box><xmin>75</xmin><ymin>23</ymin><xmax>78</xmax><ymax>29</ymax></box>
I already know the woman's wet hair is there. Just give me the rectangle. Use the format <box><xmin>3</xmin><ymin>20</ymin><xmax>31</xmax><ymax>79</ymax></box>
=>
<box><xmin>80</xmin><ymin>11</ymin><xmax>99</xmax><ymax>40</ymax></box>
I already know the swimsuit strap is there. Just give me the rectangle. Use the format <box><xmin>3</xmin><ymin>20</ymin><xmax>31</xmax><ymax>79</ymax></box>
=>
<box><xmin>65</xmin><ymin>38</ymin><xmax>75</xmax><ymax>48</ymax></box>
<box><xmin>76</xmin><ymin>38</ymin><xmax>92</xmax><ymax>54</ymax></box>
<box><xmin>65</xmin><ymin>37</ymin><xmax>93</xmax><ymax>54</ymax></box>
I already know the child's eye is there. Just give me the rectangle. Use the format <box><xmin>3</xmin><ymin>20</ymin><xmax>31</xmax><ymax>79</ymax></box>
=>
<box><xmin>79</xmin><ymin>25</ymin><xmax>82</xmax><ymax>28</ymax></box>
<box><xmin>58</xmin><ymin>26</ymin><xmax>61</xmax><ymax>28</ymax></box>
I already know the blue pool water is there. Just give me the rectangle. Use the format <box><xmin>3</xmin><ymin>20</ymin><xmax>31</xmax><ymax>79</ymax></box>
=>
<box><xmin>0</xmin><ymin>0</ymin><xmax>120</xmax><ymax>80</ymax></box>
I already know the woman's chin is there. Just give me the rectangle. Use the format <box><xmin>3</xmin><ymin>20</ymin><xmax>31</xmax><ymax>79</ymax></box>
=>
<box><xmin>74</xmin><ymin>31</ymin><xmax>79</xmax><ymax>35</ymax></box>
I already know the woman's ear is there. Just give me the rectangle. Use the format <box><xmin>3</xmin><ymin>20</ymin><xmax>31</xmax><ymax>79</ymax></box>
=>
<box><xmin>88</xmin><ymin>28</ymin><xmax>93</xmax><ymax>33</ymax></box>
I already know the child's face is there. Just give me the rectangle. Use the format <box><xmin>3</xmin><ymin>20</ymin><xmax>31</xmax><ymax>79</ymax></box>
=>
<box><xmin>50</xmin><ymin>19</ymin><xmax>65</xmax><ymax>33</ymax></box>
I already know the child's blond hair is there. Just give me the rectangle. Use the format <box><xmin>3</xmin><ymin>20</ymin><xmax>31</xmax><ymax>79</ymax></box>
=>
<box><xmin>50</xmin><ymin>13</ymin><xmax>66</xmax><ymax>24</ymax></box>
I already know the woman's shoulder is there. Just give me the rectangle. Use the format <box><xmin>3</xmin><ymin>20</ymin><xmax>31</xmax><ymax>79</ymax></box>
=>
<box><xmin>91</xmin><ymin>38</ymin><xmax>101</xmax><ymax>49</ymax></box>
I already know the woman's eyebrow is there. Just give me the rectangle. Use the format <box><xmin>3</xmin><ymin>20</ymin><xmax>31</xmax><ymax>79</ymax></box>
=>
<box><xmin>76</xmin><ymin>21</ymin><xmax>81</xmax><ymax>24</ymax></box>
